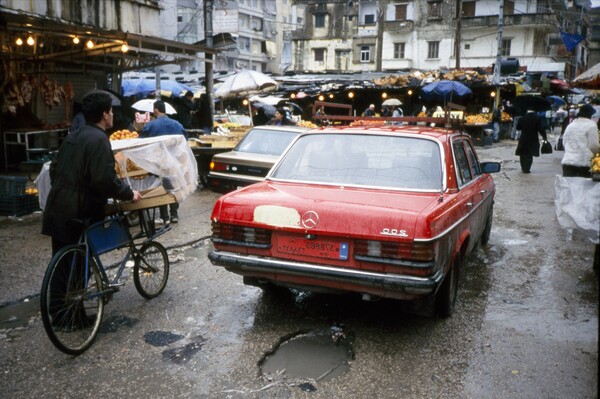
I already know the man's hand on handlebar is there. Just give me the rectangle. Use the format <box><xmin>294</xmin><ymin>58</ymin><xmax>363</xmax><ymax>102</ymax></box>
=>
<box><xmin>132</xmin><ymin>190</ymin><xmax>143</xmax><ymax>202</ymax></box>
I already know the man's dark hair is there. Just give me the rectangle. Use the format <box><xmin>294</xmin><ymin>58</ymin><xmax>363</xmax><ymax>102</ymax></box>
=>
<box><xmin>154</xmin><ymin>100</ymin><xmax>166</xmax><ymax>114</ymax></box>
<box><xmin>276</xmin><ymin>107</ymin><xmax>287</xmax><ymax>117</ymax></box>
<box><xmin>82</xmin><ymin>91</ymin><xmax>112</xmax><ymax>123</ymax></box>
<box><xmin>578</xmin><ymin>104</ymin><xmax>595</xmax><ymax>119</ymax></box>
<box><xmin>184</xmin><ymin>91</ymin><xmax>193</xmax><ymax>98</ymax></box>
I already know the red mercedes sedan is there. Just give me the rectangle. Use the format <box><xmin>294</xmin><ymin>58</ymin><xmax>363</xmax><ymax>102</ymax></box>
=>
<box><xmin>209</xmin><ymin>125</ymin><xmax>500</xmax><ymax>316</ymax></box>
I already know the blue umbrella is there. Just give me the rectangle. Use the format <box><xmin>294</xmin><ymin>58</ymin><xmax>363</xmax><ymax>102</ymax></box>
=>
<box><xmin>121</xmin><ymin>79</ymin><xmax>193</xmax><ymax>98</ymax></box>
<box><xmin>420</xmin><ymin>80</ymin><xmax>472</xmax><ymax>102</ymax></box>
<box><xmin>546</xmin><ymin>95</ymin><xmax>566</xmax><ymax>107</ymax></box>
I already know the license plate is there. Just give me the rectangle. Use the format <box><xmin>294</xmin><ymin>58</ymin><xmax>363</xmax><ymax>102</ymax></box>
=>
<box><xmin>277</xmin><ymin>237</ymin><xmax>348</xmax><ymax>260</ymax></box>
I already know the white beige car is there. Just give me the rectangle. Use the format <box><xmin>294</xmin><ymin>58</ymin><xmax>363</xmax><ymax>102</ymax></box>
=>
<box><xmin>207</xmin><ymin>125</ymin><xmax>312</xmax><ymax>193</ymax></box>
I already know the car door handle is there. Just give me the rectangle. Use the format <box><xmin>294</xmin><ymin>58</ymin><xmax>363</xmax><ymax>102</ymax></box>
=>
<box><xmin>480</xmin><ymin>190</ymin><xmax>487</xmax><ymax>194</ymax></box>
<box><xmin>466</xmin><ymin>202</ymin><xmax>473</xmax><ymax>207</ymax></box>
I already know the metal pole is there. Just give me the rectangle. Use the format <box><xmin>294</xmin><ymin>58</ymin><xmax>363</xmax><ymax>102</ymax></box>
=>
<box><xmin>204</xmin><ymin>0</ymin><xmax>214</xmax><ymax>121</ymax></box>
<box><xmin>493</xmin><ymin>0</ymin><xmax>503</xmax><ymax>108</ymax></box>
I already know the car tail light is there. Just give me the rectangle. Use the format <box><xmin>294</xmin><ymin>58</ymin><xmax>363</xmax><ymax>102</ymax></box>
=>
<box><xmin>212</xmin><ymin>222</ymin><xmax>271</xmax><ymax>248</ymax></box>
<box><xmin>210</xmin><ymin>160</ymin><xmax>228</xmax><ymax>171</ymax></box>
<box><xmin>354</xmin><ymin>239</ymin><xmax>435</xmax><ymax>263</ymax></box>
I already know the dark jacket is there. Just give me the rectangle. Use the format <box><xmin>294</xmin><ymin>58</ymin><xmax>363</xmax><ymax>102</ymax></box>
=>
<box><xmin>141</xmin><ymin>115</ymin><xmax>188</xmax><ymax>139</ymax></box>
<box><xmin>267</xmin><ymin>117</ymin><xmax>296</xmax><ymax>126</ymax></box>
<box><xmin>42</xmin><ymin>123</ymin><xmax>134</xmax><ymax>243</ymax></box>
<box><xmin>515</xmin><ymin>111</ymin><xmax>547</xmax><ymax>157</ymax></box>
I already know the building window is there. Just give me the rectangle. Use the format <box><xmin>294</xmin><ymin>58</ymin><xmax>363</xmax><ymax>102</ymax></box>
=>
<box><xmin>395</xmin><ymin>4</ymin><xmax>407</xmax><ymax>20</ymax></box>
<box><xmin>461</xmin><ymin>1</ymin><xmax>475</xmax><ymax>17</ymax></box>
<box><xmin>314</xmin><ymin>48</ymin><xmax>325</xmax><ymax>62</ymax></box>
<box><xmin>503</xmin><ymin>0</ymin><xmax>514</xmax><ymax>15</ymax></box>
<box><xmin>315</xmin><ymin>14</ymin><xmax>325</xmax><ymax>28</ymax></box>
<box><xmin>464</xmin><ymin>43</ymin><xmax>470</xmax><ymax>50</ymax></box>
<box><xmin>427</xmin><ymin>41</ymin><xmax>439</xmax><ymax>59</ymax></box>
<box><xmin>428</xmin><ymin>1</ymin><xmax>442</xmax><ymax>18</ymax></box>
<box><xmin>360</xmin><ymin>46</ymin><xmax>371</xmax><ymax>62</ymax></box>
<box><xmin>394</xmin><ymin>42</ymin><xmax>405</xmax><ymax>59</ymax></box>
<box><xmin>537</xmin><ymin>0</ymin><xmax>550</xmax><ymax>13</ymax></box>
<box><xmin>364</xmin><ymin>14</ymin><xmax>375</xmax><ymax>24</ymax></box>
<box><xmin>501</xmin><ymin>39</ymin><xmax>511</xmax><ymax>56</ymax></box>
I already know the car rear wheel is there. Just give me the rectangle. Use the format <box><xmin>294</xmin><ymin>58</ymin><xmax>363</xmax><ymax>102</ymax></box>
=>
<box><xmin>435</xmin><ymin>256</ymin><xmax>460</xmax><ymax>317</ymax></box>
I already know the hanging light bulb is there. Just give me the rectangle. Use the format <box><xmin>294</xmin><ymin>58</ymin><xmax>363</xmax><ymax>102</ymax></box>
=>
<box><xmin>26</xmin><ymin>35</ymin><xmax>35</xmax><ymax>46</ymax></box>
<box><xmin>121</xmin><ymin>42</ymin><xmax>129</xmax><ymax>53</ymax></box>
<box><xmin>73</xmin><ymin>36</ymin><xmax>80</xmax><ymax>44</ymax></box>
<box><xmin>86</xmin><ymin>39</ymin><xmax>94</xmax><ymax>49</ymax></box>
<box><xmin>16</xmin><ymin>37</ymin><xmax>23</xmax><ymax>46</ymax></box>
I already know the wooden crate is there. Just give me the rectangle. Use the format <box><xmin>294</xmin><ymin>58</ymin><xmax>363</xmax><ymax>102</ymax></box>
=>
<box><xmin>105</xmin><ymin>186</ymin><xmax>178</xmax><ymax>215</ymax></box>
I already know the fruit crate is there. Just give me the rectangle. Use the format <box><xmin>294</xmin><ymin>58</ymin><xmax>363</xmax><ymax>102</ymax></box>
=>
<box><xmin>0</xmin><ymin>176</ymin><xmax>28</xmax><ymax>197</ymax></box>
<box><xmin>0</xmin><ymin>194</ymin><xmax>40</xmax><ymax>216</ymax></box>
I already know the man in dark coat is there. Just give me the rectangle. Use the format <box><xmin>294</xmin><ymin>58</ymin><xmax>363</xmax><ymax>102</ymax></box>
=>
<box><xmin>42</xmin><ymin>91</ymin><xmax>141</xmax><ymax>329</ymax></box>
<box><xmin>42</xmin><ymin>91</ymin><xmax>142</xmax><ymax>251</ymax></box>
<box><xmin>515</xmin><ymin>110</ymin><xmax>548</xmax><ymax>173</ymax></box>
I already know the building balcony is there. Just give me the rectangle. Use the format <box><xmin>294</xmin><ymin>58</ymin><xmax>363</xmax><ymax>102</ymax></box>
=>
<box><xmin>458</xmin><ymin>13</ymin><xmax>557</xmax><ymax>29</ymax></box>
<box><xmin>383</xmin><ymin>20</ymin><xmax>414</xmax><ymax>33</ymax></box>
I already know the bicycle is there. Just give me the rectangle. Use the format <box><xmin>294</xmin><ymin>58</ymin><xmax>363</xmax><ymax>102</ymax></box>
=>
<box><xmin>40</xmin><ymin>208</ymin><xmax>171</xmax><ymax>355</ymax></box>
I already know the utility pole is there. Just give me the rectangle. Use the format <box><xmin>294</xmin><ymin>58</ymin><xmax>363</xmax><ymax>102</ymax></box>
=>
<box><xmin>493</xmin><ymin>0</ymin><xmax>503</xmax><ymax>108</ymax></box>
<box><xmin>204</xmin><ymin>0</ymin><xmax>214</xmax><ymax>120</ymax></box>
<box><xmin>454</xmin><ymin>0</ymin><xmax>462</xmax><ymax>69</ymax></box>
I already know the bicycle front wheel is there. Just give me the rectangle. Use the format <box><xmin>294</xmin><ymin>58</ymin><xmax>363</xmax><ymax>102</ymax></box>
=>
<box><xmin>40</xmin><ymin>245</ymin><xmax>104</xmax><ymax>355</ymax></box>
<box><xmin>133</xmin><ymin>241</ymin><xmax>169</xmax><ymax>299</ymax></box>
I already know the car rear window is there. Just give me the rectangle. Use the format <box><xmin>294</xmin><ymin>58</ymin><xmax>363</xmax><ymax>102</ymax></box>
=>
<box><xmin>236</xmin><ymin>128</ymin><xmax>300</xmax><ymax>156</ymax></box>
<box><xmin>270</xmin><ymin>133</ymin><xmax>443</xmax><ymax>191</ymax></box>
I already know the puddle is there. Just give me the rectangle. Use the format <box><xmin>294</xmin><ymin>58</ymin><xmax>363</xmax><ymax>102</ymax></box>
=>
<box><xmin>0</xmin><ymin>297</ymin><xmax>39</xmax><ymax>331</ymax></box>
<box><xmin>99</xmin><ymin>315</ymin><xmax>138</xmax><ymax>333</ymax></box>
<box><xmin>162</xmin><ymin>335</ymin><xmax>206</xmax><ymax>364</ymax></box>
<box><xmin>259</xmin><ymin>326</ymin><xmax>354</xmax><ymax>383</ymax></box>
<box><xmin>144</xmin><ymin>330</ymin><xmax>185</xmax><ymax>347</ymax></box>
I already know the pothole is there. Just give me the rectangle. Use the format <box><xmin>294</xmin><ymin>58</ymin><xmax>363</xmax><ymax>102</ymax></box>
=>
<box><xmin>144</xmin><ymin>330</ymin><xmax>185</xmax><ymax>346</ymax></box>
<box><xmin>259</xmin><ymin>326</ymin><xmax>354</xmax><ymax>384</ymax></box>
<box><xmin>0</xmin><ymin>297</ymin><xmax>39</xmax><ymax>331</ymax></box>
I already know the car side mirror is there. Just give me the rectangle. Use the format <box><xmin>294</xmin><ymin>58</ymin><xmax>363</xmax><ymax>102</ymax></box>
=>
<box><xmin>481</xmin><ymin>162</ymin><xmax>501</xmax><ymax>173</ymax></box>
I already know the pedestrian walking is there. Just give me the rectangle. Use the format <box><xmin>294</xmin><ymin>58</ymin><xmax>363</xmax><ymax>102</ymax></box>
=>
<box><xmin>193</xmin><ymin>93</ymin><xmax>214</xmax><ymax>135</ymax></box>
<box><xmin>515</xmin><ymin>109</ymin><xmax>548</xmax><ymax>173</ymax></box>
<box><xmin>267</xmin><ymin>108</ymin><xmax>296</xmax><ymax>126</ymax></box>
<box><xmin>561</xmin><ymin>104</ymin><xmax>599</xmax><ymax>178</ymax></box>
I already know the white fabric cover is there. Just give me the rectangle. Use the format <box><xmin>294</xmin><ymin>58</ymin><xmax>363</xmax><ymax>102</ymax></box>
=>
<box><xmin>554</xmin><ymin>176</ymin><xmax>600</xmax><ymax>243</ymax></box>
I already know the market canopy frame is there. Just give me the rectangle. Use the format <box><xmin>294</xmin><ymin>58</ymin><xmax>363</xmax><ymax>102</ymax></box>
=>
<box><xmin>0</xmin><ymin>7</ymin><xmax>216</xmax><ymax>73</ymax></box>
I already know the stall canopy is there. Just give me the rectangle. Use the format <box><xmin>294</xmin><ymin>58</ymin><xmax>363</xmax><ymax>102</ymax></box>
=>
<box><xmin>0</xmin><ymin>7</ymin><xmax>215</xmax><ymax>73</ymax></box>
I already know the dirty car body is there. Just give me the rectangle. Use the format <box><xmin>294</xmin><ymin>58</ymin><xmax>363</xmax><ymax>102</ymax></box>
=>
<box><xmin>207</xmin><ymin>125</ymin><xmax>311</xmax><ymax>193</ymax></box>
<box><xmin>209</xmin><ymin>125</ymin><xmax>500</xmax><ymax>316</ymax></box>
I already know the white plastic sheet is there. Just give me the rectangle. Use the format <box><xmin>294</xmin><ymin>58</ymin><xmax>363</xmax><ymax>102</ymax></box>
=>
<box><xmin>554</xmin><ymin>176</ymin><xmax>600</xmax><ymax>244</ymax></box>
<box><xmin>112</xmin><ymin>135</ymin><xmax>198</xmax><ymax>201</ymax></box>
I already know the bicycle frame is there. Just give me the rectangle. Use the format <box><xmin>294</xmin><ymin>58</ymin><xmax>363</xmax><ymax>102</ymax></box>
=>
<box><xmin>77</xmin><ymin>208</ymin><xmax>171</xmax><ymax>296</ymax></box>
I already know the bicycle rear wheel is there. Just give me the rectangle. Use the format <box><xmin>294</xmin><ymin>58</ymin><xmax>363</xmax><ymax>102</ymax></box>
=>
<box><xmin>40</xmin><ymin>245</ymin><xmax>104</xmax><ymax>355</ymax></box>
<box><xmin>133</xmin><ymin>241</ymin><xmax>169</xmax><ymax>299</ymax></box>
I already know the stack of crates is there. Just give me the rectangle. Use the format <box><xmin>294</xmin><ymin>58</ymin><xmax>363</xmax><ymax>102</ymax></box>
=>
<box><xmin>0</xmin><ymin>176</ymin><xmax>40</xmax><ymax>216</ymax></box>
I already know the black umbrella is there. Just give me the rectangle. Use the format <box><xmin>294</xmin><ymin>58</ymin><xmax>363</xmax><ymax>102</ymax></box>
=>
<box><xmin>252</xmin><ymin>101</ymin><xmax>276</xmax><ymax>117</ymax></box>
<box><xmin>512</xmin><ymin>95</ymin><xmax>551</xmax><ymax>113</ymax></box>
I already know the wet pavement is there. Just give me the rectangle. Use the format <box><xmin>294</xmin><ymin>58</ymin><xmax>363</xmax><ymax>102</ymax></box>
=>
<box><xmin>0</xmin><ymin>130</ymin><xmax>597</xmax><ymax>398</ymax></box>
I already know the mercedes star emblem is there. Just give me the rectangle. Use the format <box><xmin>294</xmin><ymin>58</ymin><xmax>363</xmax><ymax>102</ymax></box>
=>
<box><xmin>301</xmin><ymin>210</ymin><xmax>319</xmax><ymax>229</ymax></box>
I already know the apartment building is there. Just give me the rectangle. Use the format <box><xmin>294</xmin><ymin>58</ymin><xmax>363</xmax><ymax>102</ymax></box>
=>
<box><xmin>290</xmin><ymin>0</ymin><xmax>592</xmax><ymax>79</ymax></box>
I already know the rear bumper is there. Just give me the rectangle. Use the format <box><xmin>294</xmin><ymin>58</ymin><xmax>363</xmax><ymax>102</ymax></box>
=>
<box><xmin>206</xmin><ymin>173</ymin><xmax>261</xmax><ymax>193</ymax></box>
<box><xmin>209</xmin><ymin>250</ymin><xmax>444</xmax><ymax>296</ymax></box>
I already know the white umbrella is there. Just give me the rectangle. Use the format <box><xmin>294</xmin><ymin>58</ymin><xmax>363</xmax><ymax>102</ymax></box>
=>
<box><xmin>214</xmin><ymin>70</ymin><xmax>278</xmax><ymax>99</ymax></box>
<box><xmin>131</xmin><ymin>99</ymin><xmax>177</xmax><ymax>114</ymax></box>
<box><xmin>382</xmin><ymin>98</ymin><xmax>402</xmax><ymax>106</ymax></box>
